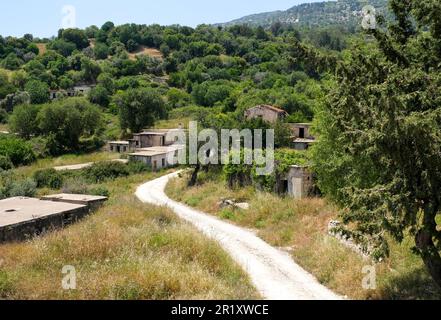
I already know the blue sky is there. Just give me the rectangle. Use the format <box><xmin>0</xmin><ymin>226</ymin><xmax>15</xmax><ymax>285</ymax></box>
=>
<box><xmin>0</xmin><ymin>0</ymin><xmax>324</xmax><ymax>38</ymax></box>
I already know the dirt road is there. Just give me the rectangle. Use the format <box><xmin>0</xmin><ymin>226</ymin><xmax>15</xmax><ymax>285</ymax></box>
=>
<box><xmin>136</xmin><ymin>172</ymin><xmax>342</xmax><ymax>300</ymax></box>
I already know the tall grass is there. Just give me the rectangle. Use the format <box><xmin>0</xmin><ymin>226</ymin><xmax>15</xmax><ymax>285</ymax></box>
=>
<box><xmin>0</xmin><ymin>169</ymin><xmax>258</xmax><ymax>300</ymax></box>
<box><xmin>166</xmin><ymin>171</ymin><xmax>441</xmax><ymax>300</ymax></box>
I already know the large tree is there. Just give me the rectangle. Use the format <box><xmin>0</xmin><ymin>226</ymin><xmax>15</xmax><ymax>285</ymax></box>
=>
<box><xmin>116</xmin><ymin>88</ymin><xmax>166</xmax><ymax>134</ymax></box>
<box><xmin>313</xmin><ymin>0</ymin><xmax>441</xmax><ymax>287</ymax></box>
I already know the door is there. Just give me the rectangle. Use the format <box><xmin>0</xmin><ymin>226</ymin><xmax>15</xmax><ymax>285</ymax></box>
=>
<box><xmin>153</xmin><ymin>161</ymin><xmax>157</xmax><ymax>171</ymax></box>
<box><xmin>292</xmin><ymin>177</ymin><xmax>303</xmax><ymax>199</ymax></box>
<box><xmin>299</xmin><ymin>128</ymin><xmax>305</xmax><ymax>139</ymax></box>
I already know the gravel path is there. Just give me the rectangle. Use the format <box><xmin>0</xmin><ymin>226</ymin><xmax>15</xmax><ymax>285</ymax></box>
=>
<box><xmin>136</xmin><ymin>172</ymin><xmax>342</xmax><ymax>300</ymax></box>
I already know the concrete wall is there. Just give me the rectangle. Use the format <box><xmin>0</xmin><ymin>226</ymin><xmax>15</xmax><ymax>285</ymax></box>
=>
<box><xmin>108</xmin><ymin>143</ymin><xmax>130</xmax><ymax>153</ymax></box>
<box><xmin>291</xmin><ymin>125</ymin><xmax>314</xmax><ymax>139</ymax></box>
<box><xmin>286</xmin><ymin>166</ymin><xmax>314</xmax><ymax>199</ymax></box>
<box><xmin>132</xmin><ymin>135</ymin><xmax>167</xmax><ymax>148</ymax></box>
<box><xmin>0</xmin><ymin>206</ymin><xmax>88</xmax><ymax>243</ymax></box>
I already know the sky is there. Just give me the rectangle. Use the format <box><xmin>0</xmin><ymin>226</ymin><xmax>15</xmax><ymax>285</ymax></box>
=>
<box><xmin>0</xmin><ymin>0</ymin><xmax>325</xmax><ymax>38</ymax></box>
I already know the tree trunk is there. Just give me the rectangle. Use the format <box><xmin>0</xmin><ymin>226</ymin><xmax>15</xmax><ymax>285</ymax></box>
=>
<box><xmin>188</xmin><ymin>164</ymin><xmax>200</xmax><ymax>187</ymax></box>
<box><xmin>415</xmin><ymin>203</ymin><xmax>441</xmax><ymax>288</ymax></box>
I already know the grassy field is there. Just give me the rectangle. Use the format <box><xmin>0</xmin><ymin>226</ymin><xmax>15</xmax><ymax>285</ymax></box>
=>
<box><xmin>13</xmin><ymin>152</ymin><xmax>120</xmax><ymax>177</ymax></box>
<box><xmin>165</xmin><ymin>170</ymin><xmax>441</xmax><ymax>300</ymax></box>
<box><xmin>0</xmin><ymin>164</ymin><xmax>259</xmax><ymax>300</ymax></box>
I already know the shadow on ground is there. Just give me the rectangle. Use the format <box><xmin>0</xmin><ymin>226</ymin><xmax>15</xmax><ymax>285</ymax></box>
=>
<box><xmin>378</xmin><ymin>266</ymin><xmax>441</xmax><ymax>300</ymax></box>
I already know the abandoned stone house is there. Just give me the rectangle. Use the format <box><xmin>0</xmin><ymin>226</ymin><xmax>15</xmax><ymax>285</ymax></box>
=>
<box><xmin>107</xmin><ymin>128</ymin><xmax>185</xmax><ymax>154</ymax></box>
<box><xmin>129</xmin><ymin>129</ymin><xmax>183</xmax><ymax>149</ymax></box>
<box><xmin>49</xmin><ymin>84</ymin><xmax>96</xmax><ymax>100</ymax></box>
<box><xmin>278</xmin><ymin>165</ymin><xmax>314</xmax><ymax>199</ymax></box>
<box><xmin>0</xmin><ymin>194</ymin><xmax>107</xmax><ymax>243</ymax></box>
<box><xmin>108</xmin><ymin>141</ymin><xmax>131</xmax><ymax>153</ymax></box>
<box><xmin>244</xmin><ymin>105</ymin><xmax>288</xmax><ymax>123</ymax></box>
<box><xmin>290</xmin><ymin>123</ymin><xmax>316</xmax><ymax>150</ymax></box>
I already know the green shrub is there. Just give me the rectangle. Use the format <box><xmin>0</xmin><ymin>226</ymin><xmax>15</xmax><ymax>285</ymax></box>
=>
<box><xmin>0</xmin><ymin>136</ymin><xmax>35</xmax><ymax>166</ymax></box>
<box><xmin>8</xmin><ymin>178</ymin><xmax>37</xmax><ymax>197</ymax></box>
<box><xmin>0</xmin><ymin>155</ymin><xmax>13</xmax><ymax>171</ymax></box>
<box><xmin>84</xmin><ymin>161</ymin><xmax>129</xmax><ymax>183</ymax></box>
<box><xmin>0</xmin><ymin>271</ymin><xmax>15</xmax><ymax>298</ymax></box>
<box><xmin>61</xmin><ymin>177</ymin><xmax>89</xmax><ymax>194</ymax></box>
<box><xmin>127</xmin><ymin>161</ymin><xmax>150</xmax><ymax>174</ymax></box>
<box><xmin>33</xmin><ymin>168</ymin><xmax>64</xmax><ymax>189</ymax></box>
<box><xmin>89</xmin><ymin>186</ymin><xmax>110</xmax><ymax>197</ymax></box>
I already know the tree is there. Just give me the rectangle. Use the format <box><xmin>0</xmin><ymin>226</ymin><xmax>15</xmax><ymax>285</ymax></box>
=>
<box><xmin>24</xmin><ymin>80</ymin><xmax>49</xmax><ymax>104</ymax></box>
<box><xmin>101</xmin><ymin>21</ymin><xmax>115</xmax><ymax>33</ymax></box>
<box><xmin>37</xmin><ymin>98</ymin><xmax>103</xmax><ymax>153</ymax></box>
<box><xmin>9</xmin><ymin>104</ymin><xmax>40</xmax><ymax>139</ymax></box>
<box><xmin>116</xmin><ymin>88</ymin><xmax>166</xmax><ymax>133</ymax></box>
<box><xmin>97</xmin><ymin>73</ymin><xmax>114</xmax><ymax>93</ymax></box>
<box><xmin>94</xmin><ymin>42</ymin><xmax>110</xmax><ymax>60</ymax></box>
<box><xmin>1</xmin><ymin>53</ymin><xmax>23</xmax><ymax>70</ymax></box>
<box><xmin>61</xmin><ymin>28</ymin><xmax>89</xmax><ymax>49</ymax></box>
<box><xmin>0</xmin><ymin>135</ymin><xmax>35</xmax><ymax>166</ymax></box>
<box><xmin>312</xmin><ymin>0</ymin><xmax>441</xmax><ymax>287</ymax></box>
<box><xmin>48</xmin><ymin>39</ymin><xmax>77</xmax><ymax>57</ymax></box>
<box><xmin>88</xmin><ymin>84</ymin><xmax>110</xmax><ymax>107</ymax></box>
<box><xmin>10</xmin><ymin>70</ymin><xmax>29</xmax><ymax>89</ymax></box>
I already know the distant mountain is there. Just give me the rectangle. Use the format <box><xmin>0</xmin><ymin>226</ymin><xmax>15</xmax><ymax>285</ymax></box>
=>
<box><xmin>217</xmin><ymin>0</ymin><xmax>389</xmax><ymax>30</ymax></box>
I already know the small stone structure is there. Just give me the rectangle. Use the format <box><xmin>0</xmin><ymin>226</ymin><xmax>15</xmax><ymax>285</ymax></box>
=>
<box><xmin>108</xmin><ymin>141</ymin><xmax>131</xmax><ymax>153</ymax></box>
<box><xmin>328</xmin><ymin>220</ymin><xmax>372</xmax><ymax>259</ymax></box>
<box><xmin>0</xmin><ymin>194</ymin><xmax>107</xmax><ymax>243</ymax></box>
<box><xmin>279</xmin><ymin>165</ymin><xmax>314</xmax><ymax>199</ymax></box>
<box><xmin>49</xmin><ymin>84</ymin><xmax>96</xmax><ymax>100</ymax></box>
<box><xmin>218</xmin><ymin>198</ymin><xmax>250</xmax><ymax>211</ymax></box>
<box><xmin>244</xmin><ymin>105</ymin><xmax>288</xmax><ymax>124</ymax></box>
<box><xmin>130</xmin><ymin>129</ymin><xmax>183</xmax><ymax>149</ymax></box>
<box><xmin>289</xmin><ymin>123</ymin><xmax>316</xmax><ymax>150</ymax></box>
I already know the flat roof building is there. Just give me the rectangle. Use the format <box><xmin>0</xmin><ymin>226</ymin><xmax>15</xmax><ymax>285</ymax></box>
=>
<box><xmin>40</xmin><ymin>194</ymin><xmax>108</xmax><ymax>210</ymax></box>
<box><xmin>0</xmin><ymin>197</ymin><xmax>87</xmax><ymax>242</ymax></box>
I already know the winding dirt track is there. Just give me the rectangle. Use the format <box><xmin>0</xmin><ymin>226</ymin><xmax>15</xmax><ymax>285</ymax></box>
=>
<box><xmin>135</xmin><ymin>172</ymin><xmax>342</xmax><ymax>300</ymax></box>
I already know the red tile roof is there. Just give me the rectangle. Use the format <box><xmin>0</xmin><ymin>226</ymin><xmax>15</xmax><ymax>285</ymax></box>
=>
<box><xmin>251</xmin><ymin>105</ymin><xmax>288</xmax><ymax>115</ymax></box>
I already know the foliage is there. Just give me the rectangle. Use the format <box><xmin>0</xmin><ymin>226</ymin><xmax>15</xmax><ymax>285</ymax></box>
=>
<box><xmin>312</xmin><ymin>0</ymin><xmax>441</xmax><ymax>286</ymax></box>
<box><xmin>0</xmin><ymin>172</ymin><xmax>36</xmax><ymax>199</ymax></box>
<box><xmin>0</xmin><ymin>135</ymin><xmax>35</xmax><ymax>166</ymax></box>
<box><xmin>33</xmin><ymin>168</ymin><xmax>64</xmax><ymax>189</ymax></box>
<box><xmin>83</xmin><ymin>161</ymin><xmax>129</xmax><ymax>183</ymax></box>
<box><xmin>116</xmin><ymin>87</ymin><xmax>166</xmax><ymax>133</ymax></box>
<box><xmin>8</xmin><ymin>104</ymin><xmax>40</xmax><ymax>139</ymax></box>
<box><xmin>24</xmin><ymin>79</ymin><xmax>49</xmax><ymax>104</ymax></box>
<box><xmin>0</xmin><ymin>155</ymin><xmax>13</xmax><ymax>171</ymax></box>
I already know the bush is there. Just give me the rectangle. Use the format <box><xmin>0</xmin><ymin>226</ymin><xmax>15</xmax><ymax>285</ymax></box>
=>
<box><xmin>89</xmin><ymin>186</ymin><xmax>110</xmax><ymax>197</ymax></box>
<box><xmin>8</xmin><ymin>178</ymin><xmax>37</xmax><ymax>198</ymax></box>
<box><xmin>0</xmin><ymin>155</ymin><xmax>13</xmax><ymax>171</ymax></box>
<box><xmin>61</xmin><ymin>177</ymin><xmax>89</xmax><ymax>194</ymax></box>
<box><xmin>0</xmin><ymin>136</ymin><xmax>36</xmax><ymax>166</ymax></box>
<box><xmin>127</xmin><ymin>161</ymin><xmax>150</xmax><ymax>174</ymax></box>
<box><xmin>33</xmin><ymin>168</ymin><xmax>64</xmax><ymax>189</ymax></box>
<box><xmin>84</xmin><ymin>161</ymin><xmax>129</xmax><ymax>183</ymax></box>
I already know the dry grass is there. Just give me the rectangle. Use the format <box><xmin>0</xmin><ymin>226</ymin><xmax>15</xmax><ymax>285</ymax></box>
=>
<box><xmin>36</xmin><ymin>43</ymin><xmax>47</xmax><ymax>56</ymax></box>
<box><xmin>13</xmin><ymin>152</ymin><xmax>120</xmax><ymax>177</ymax></box>
<box><xmin>166</xmin><ymin>171</ymin><xmax>441</xmax><ymax>300</ymax></box>
<box><xmin>128</xmin><ymin>46</ymin><xmax>163</xmax><ymax>61</ymax></box>
<box><xmin>0</xmin><ymin>169</ymin><xmax>259</xmax><ymax>300</ymax></box>
<box><xmin>153</xmin><ymin>117</ymin><xmax>193</xmax><ymax>130</ymax></box>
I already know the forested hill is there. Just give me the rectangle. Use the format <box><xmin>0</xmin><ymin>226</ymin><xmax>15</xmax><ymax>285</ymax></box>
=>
<box><xmin>217</xmin><ymin>0</ymin><xmax>389</xmax><ymax>30</ymax></box>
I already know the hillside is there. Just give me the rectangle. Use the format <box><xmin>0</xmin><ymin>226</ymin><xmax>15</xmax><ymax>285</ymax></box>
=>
<box><xmin>217</xmin><ymin>0</ymin><xmax>389</xmax><ymax>30</ymax></box>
